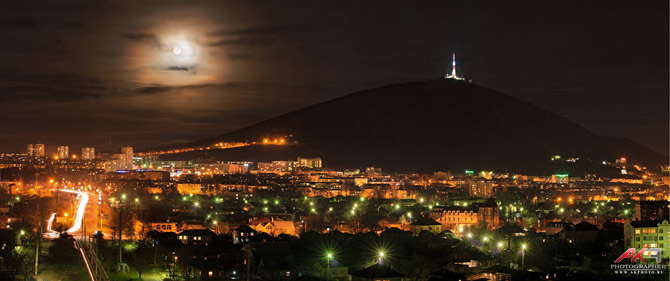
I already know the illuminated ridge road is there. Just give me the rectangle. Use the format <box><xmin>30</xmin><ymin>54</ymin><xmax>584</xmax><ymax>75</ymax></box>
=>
<box><xmin>137</xmin><ymin>137</ymin><xmax>290</xmax><ymax>156</ymax></box>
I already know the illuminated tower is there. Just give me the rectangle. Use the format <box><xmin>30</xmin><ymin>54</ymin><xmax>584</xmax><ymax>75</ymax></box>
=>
<box><xmin>445</xmin><ymin>52</ymin><xmax>464</xmax><ymax>80</ymax></box>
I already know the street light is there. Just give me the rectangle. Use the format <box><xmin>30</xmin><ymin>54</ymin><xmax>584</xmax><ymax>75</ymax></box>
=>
<box><xmin>324</xmin><ymin>252</ymin><xmax>334</xmax><ymax>280</ymax></box>
<box><xmin>521</xmin><ymin>244</ymin><xmax>527</xmax><ymax>270</ymax></box>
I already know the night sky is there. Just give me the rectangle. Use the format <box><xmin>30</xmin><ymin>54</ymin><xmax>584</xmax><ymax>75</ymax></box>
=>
<box><xmin>1</xmin><ymin>1</ymin><xmax>667</xmax><ymax>155</ymax></box>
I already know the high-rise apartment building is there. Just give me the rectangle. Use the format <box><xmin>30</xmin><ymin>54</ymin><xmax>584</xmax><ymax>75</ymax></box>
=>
<box><xmin>121</xmin><ymin>146</ymin><xmax>134</xmax><ymax>169</ymax></box>
<box><xmin>26</xmin><ymin>143</ymin><xmax>45</xmax><ymax>157</ymax></box>
<box><xmin>296</xmin><ymin>157</ymin><xmax>322</xmax><ymax>169</ymax></box>
<box><xmin>57</xmin><ymin>145</ymin><xmax>69</xmax><ymax>159</ymax></box>
<box><xmin>81</xmin><ymin>147</ymin><xmax>95</xmax><ymax>160</ymax></box>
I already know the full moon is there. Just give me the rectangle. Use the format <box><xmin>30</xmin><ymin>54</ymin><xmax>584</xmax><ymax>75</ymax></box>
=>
<box><xmin>171</xmin><ymin>42</ymin><xmax>193</xmax><ymax>57</ymax></box>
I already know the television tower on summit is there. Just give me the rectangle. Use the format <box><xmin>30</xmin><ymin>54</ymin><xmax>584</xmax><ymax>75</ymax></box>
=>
<box><xmin>445</xmin><ymin>52</ymin><xmax>465</xmax><ymax>80</ymax></box>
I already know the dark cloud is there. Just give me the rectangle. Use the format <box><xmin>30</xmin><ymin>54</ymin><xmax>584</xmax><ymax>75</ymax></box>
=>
<box><xmin>0</xmin><ymin>19</ymin><xmax>40</xmax><ymax>29</ymax></box>
<box><xmin>208</xmin><ymin>27</ymin><xmax>282</xmax><ymax>37</ymax></box>
<box><xmin>208</xmin><ymin>38</ymin><xmax>274</xmax><ymax>46</ymax></box>
<box><xmin>0</xmin><ymin>86</ymin><xmax>96</xmax><ymax>101</ymax></box>
<box><xmin>207</xmin><ymin>26</ymin><xmax>281</xmax><ymax>46</ymax></box>
<box><xmin>167</xmin><ymin>66</ymin><xmax>190</xmax><ymax>71</ymax></box>
<box><xmin>135</xmin><ymin>82</ymin><xmax>259</xmax><ymax>95</ymax></box>
<box><xmin>57</xmin><ymin>21</ymin><xmax>83</xmax><ymax>29</ymax></box>
<box><xmin>122</xmin><ymin>32</ymin><xmax>162</xmax><ymax>48</ymax></box>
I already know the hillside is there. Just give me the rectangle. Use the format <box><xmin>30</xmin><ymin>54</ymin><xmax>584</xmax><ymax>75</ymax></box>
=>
<box><xmin>160</xmin><ymin>79</ymin><xmax>665</xmax><ymax>174</ymax></box>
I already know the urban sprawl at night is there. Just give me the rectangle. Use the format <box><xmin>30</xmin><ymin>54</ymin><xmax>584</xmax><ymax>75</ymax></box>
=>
<box><xmin>0</xmin><ymin>1</ymin><xmax>667</xmax><ymax>281</ymax></box>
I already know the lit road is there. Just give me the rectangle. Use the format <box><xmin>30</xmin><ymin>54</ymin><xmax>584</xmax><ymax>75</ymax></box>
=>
<box><xmin>44</xmin><ymin>189</ymin><xmax>90</xmax><ymax>238</ymax></box>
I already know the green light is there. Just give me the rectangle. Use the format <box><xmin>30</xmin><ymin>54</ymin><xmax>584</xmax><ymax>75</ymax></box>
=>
<box><xmin>327</xmin><ymin>253</ymin><xmax>333</xmax><ymax>259</ymax></box>
<box><xmin>465</xmin><ymin>170</ymin><xmax>474</xmax><ymax>175</ymax></box>
<box><xmin>154</xmin><ymin>195</ymin><xmax>159</xmax><ymax>200</ymax></box>
<box><xmin>395</xmin><ymin>204</ymin><xmax>400</xmax><ymax>209</ymax></box>
<box><xmin>555</xmin><ymin>174</ymin><xmax>569</xmax><ymax>178</ymax></box>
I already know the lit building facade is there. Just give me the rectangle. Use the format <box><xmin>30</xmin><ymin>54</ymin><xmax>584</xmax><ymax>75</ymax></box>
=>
<box><xmin>57</xmin><ymin>145</ymin><xmax>69</xmax><ymax>159</ymax></box>
<box><xmin>81</xmin><ymin>147</ymin><xmax>95</xmax><ymax>160</ymax></box>
<box><xmin>26</xmin><ymin>143</ymin><xmax>45</xmax><ymax>157</ymax></box>
<box><xmin>624</xmin><ymin>220</ymin><xmax>670</xmax><ymax>260</ymax></box>
<box><xmin>121</xmin><ymin>146</ymin><xmax>134</xmax><ymax>169</ymax></box>
<box><xmin>430</xmin><ymin>198</ymin><xmax>500</xmax><ymax>234</ymax></box>
<box><xmin>297</xmin><ymin>157</ymin><xmax>322</xmax><ymax>169</ymax></box>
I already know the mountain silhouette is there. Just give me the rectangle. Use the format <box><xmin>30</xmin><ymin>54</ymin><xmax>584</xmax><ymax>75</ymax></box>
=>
<box><xmin>160</xmin><ymin>79</ymin><xmax>665</xmax><ymax>174</ymax></box>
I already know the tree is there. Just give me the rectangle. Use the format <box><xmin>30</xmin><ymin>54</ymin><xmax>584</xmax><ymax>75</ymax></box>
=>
<box><xmin>9</xmin><ymin>245</ymin><xmax>34</xmax><ymax>281</ymax></box>
<box><xmin>129</xmin><ymin>242</ymin><xmax>153</xmax><ymax>280</ymax></box>
<box><xmin>48</xmin><ymin>237</ymin><xmax>78</xmax><ymax>264</ymax></box>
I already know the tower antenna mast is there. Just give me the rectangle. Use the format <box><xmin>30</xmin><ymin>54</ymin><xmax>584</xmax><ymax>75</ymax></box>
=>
<box><xmin>445</xmin><ymin>52</ymin><xmax>465</xmax><ymax>81</ymax></box>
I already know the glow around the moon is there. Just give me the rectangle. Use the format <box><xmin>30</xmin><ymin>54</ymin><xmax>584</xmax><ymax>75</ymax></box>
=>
<box><xmin>124</xmin><ymin>24</ymin><xmax>228</xmax><ymax>86</ymax></box>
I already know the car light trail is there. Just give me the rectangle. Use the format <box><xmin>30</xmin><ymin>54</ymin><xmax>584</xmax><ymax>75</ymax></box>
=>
<box><xmin>61</xmin><ymin>189</ymin><xmax>88</xmax><ymax>235</ymax></box>
<box><xmin>44</xmin><ymin>212</ymin><xmax>58</xmax><ymax>238</ymax></box>
<box><xmin>77</xmin><ymin>242</ymin><xmax>96</xmax><ymax>281</ymax></box>
<box><xmin>43</xmin><ymin>189</ymin><xmax>89</xmax><ymax>238</ymax></box>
